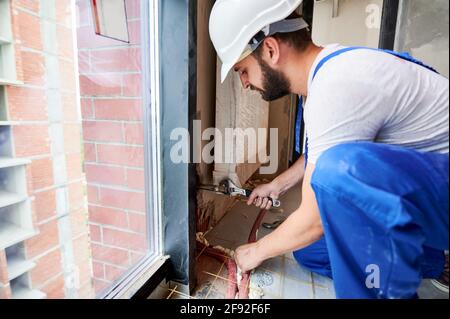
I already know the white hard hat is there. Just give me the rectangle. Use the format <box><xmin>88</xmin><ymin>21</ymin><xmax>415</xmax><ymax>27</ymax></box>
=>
<box><xmin>209</xmin><ymin>0</ymin><xmax>307</xmax><ymax>83</ymax></box>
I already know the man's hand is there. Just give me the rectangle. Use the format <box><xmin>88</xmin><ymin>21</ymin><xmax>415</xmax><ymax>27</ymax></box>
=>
<box><xmin>234</xmin><ymin>242</ymin><xmax>264</xmax><ymax>273</ymax></box>
<box><xmin>247</xmin><ymin>182</ymin><xmax>280</xmax><ymax>210</ymax></box>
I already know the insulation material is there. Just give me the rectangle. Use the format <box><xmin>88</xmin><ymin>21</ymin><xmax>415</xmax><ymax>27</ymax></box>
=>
<box><xmin>214</xmin><ymin>59</ymin><xmax>270</xmax><ymax>188</ymax></box>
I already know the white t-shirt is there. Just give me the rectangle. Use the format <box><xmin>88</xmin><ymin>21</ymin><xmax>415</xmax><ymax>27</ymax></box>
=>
<box><xmin>304</xmin><ymin>44</ymin><xmax>450</xmax><ymax>165</ymax></box>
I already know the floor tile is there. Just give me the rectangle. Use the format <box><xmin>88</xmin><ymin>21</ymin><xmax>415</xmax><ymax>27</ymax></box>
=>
<box><xmin>281</xmin><ymin>276</ymin><xmax>314</xmax><ymax>299</ymax></box>
<box><xmin>312</xmin><ymin>273</ymin><xmax>334</xmax><ymax>290</ymax></box>
<box><xmin>283</xmin><ymin>258</ymin><xmax>313</xmax><ymax>284</ymax></box>
<box><xmin>314</xmin><ymin>287</ymin><xmax>336</xmax><ymax>299</ymax></box>
<box><xmin>260</xmin><ymin>257</ymin><xmax>284</xmax><ymax>274</ymax></box>
<box><xmin>251</xmin><ymin>268</ymin><xmax>282</xmax><ymax>297</ymax></box>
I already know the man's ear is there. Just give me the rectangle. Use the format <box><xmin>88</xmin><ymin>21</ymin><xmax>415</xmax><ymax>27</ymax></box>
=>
<box><xmin>262</xmin><ymin>37</ymin><xmax>281</xmax><ymax>65</ymax></box>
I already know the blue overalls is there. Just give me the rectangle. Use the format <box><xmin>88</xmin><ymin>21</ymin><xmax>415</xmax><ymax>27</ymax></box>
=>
<box><xmin>292</xmin><ymin>47</ymin><xmax>449</xmax><ymax>299</ymax></box>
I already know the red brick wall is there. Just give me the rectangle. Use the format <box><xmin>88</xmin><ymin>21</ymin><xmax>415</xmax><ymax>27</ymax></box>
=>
<box><xmin>1</xmin><ymin>0</ymin><xmax>94</xmax><ymax>298</ymax></box>
<box><xmin>76</xmin><ymin>0</ymin><xmax>147</xmax><ymax>296</ymax></box>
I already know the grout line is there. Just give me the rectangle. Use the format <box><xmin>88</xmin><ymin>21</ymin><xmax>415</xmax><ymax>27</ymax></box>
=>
<box><xmin>203</xmin><ymin>271</ymin><xmax>236</xmax><ymax>285</ymax></box>
<box><xmin>202</xmin><ymin>271</ymin><xmax>263</xmax><ymax>296</ymax></box>
<box><xmin>170</xmin><ymin>290</ymin><xmax>196</xmax><ymax>300</ymax></box>
<box><xmin>200</xmin><ymin>250</ymin><xmax>233</xmax><ymax>261</ymax></box>
<box><xmin>166</xmin><ymin>285</ymin><xmax>177</xmax><ymax>299</ymax></box>
<box><xmin>311</xmin><ymin>272</ymin><xmax>316</xmax><ymax>299</ymax></box>
<box><xmin>204</xmin><ymin>262</ymin><xmax>225</xmax><ymax>299</ymax></box>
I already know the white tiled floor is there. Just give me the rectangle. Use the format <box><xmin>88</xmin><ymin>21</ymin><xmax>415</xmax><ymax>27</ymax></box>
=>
<box><xmin>252</xmin><ymin>254</ymin><xmax>336</xmax><ymax>299</ymax></box>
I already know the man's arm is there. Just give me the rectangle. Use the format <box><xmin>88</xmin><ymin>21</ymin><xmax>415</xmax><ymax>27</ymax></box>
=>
<box><xmin>236</xmin><ymin>164</ymin><xmax>324</xmax><ymax>272</ymax></box>
<box><xmin>247</xmin><ymin>155</ymin><xmax>306</xmax><ymax>209</ymax></box>
<box><xmin>273</xmin><ymin>154</ymin><xmax>306</xmax><ymax>195</ymax></box>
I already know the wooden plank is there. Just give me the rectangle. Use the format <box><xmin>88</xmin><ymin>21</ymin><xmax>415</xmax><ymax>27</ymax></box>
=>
<box><xmin>195</xmin><ymin>0</ymin><xmax>216</xmax><ymax>186</ymax></box>
<box><xmin>213</xmin><ymin>59</ymin><xmax>270</xmax><ymax>187</ymax></box>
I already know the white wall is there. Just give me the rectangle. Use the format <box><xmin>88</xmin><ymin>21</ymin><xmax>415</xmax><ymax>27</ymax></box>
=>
<box><xmin>312</xmin><ymin>0</ymin><xmax>384</xmax><ymax>47</ymax></box>
<box><xmin>395</xmin><ymin>0</ymin><xmax>449</xmax><ymax>78</ymax></box>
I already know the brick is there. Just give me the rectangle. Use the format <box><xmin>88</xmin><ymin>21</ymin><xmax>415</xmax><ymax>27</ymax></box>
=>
<box><xmin>130</xmin><ymin>252</ymin><xmax>145</xmax><ymax>265</ymax></box>
<box><xmin>64</xmin><ymin>124</ymin><xmax>82</xmax><ymax>154</ymax></box>
<box><xmin>85</xmin><ymin>163</ymin><xmax>126</xmax><ymax>186</ymax></box>
<box><xmin>0</xmin><ymin>250</ymin><xmax>8</xmax><ymax>285</ymax></box>
<box><xmin>124</xmin><ymin>123</ymin><xmax>144</xmax><ymax>145</ymax></box>
<box><xmin>76</xmin><ymin>25</ymin><xmax>122</xmax><ymax>50</ymax></box>
<box><xmin>60</xmin><ymin>59</ymin><xmax>77</xmax><ymax>93</ymax></box>
<box><xmin>98</xmin><ymin>187</ymin><xmax>145</xmax><ymax>212</ymax></box>
<box><xmin>77</xmin><ymin>282</ymin><xmax>95</xmax><ymax>299</ymax></box>
<box><xmin>126</xmin><ymin>168</ymin><xmax>145</xmax><ymax>190</ymax></box>
<box><xmin>82</xmin><ymin>121</ymin><xmax>123</xmax><ymax>143</ymax></box>
<box><xmin>91</xmin><ymin>243</ymin><xmax>129</xmax><ymax>266</ymax></box>
<box><xmin>66</xmin><ymin>152</ymin><xmax>84</xmax><ymax>181</ymax></box>
<box><xmin>83</xmin><ymin>143</ymin><xmax>96</xmax><ymax>162</ymax></box>
<box><xmin>0</xmin><ymin>285</ymin><xmax>12</xmax><ymax>299</ymax></box>
<box><xmin>41</xmin><ymin>274</ymin><xmax>65</xmax><ymax>299</ymax></box>
<box><xmin>34</xmin><ymin>189</ymin><xmax>57</xmax><ymax>223</ymax></box>
<box><xmin>72</xmin><ymin>234</ymin><xmax>91</xmax><ymax>262</ymax></box>
<box><xmin>30</xmin><ymin>249</ymin><xmax>62</xmax><ymax>287</ymax></box>
<box><xmin>70</xmin><ymin>207</ymin><xmax>89</xmax><ymax>238</ymax></box>
<box><xmin>62</xmin><ymin>93</ymin><xmax>79</xmax><ymax>122</ymax></box>
<box><xmin>125</xmin><ymin>0</ymin><xmax>140</xmax><ymax>19</ymax></box>
<box><xmin>93</xmin><ymin>278</ymin><xmax>110</xmax><ymax>295</ymax></box>
<box><xmin>87</xmin><ymin>185</ymin><xmax>99</xmax><ymax>204</ymax></box>
<box><xmin>102</xmin><ymin>228</ymin><xmax>147</xmax><ymax>252</ymax></box>
<box><xmin>80</xmin><ymin>98</ymin><xmax>94</xmax><ymax>119</ymax></box>
<box><xmin>128</xmin><ymin>212</ymin><xmax>146</xmax><ymax>234</ymax></box>
<box><xmin>68</xmin><ymin>180</ymin><xmax>85</xmax><ymax>210</ymax></box>
<box><xmin>7</xmin><ymin>86</ymin><xmax>48</xmax><ymax>121</ymax></box>
<box><xmin>75</xmin><ymin>258</ymin><xmax>93</xmax><ymax>288</ymax></box>
<box><xmin>89</xmin><ymin>224</ymin><xmax>102</xmax><ymax>243</ymax></box>
<box><xmin>122</xmin><ymin>73</ymin><xmax>142</xmax><ymax>97</ymax></box>
<box><xmin>104</xmin><ymin>264</ymin><xmax>127</xmax><ymax>282</ymax></box>
<box><xmin>80</xmin><ymin>74</ymin><xmax>122</xmax><ymax>96</ymax></box>
<box><xmin>91</xmin><ymin>48</ymin><xmax>142</xmax><ymax>72</ymax></box>
<box><xmin>13</xmin><ymin>43</ymin><xmax>24</xmax><ymax>83</ymax></box>
<box><xmin>30</xmin><ymin>157</ymin><xmax>54</xmax><ymax>190</ymax></box>
<box><xmin>25</xmin><ymin>220</ymin><xmax>60</xmax><ymax>259</ymax></box>
<box><xmin>92</xmin><ymin>261</ymin><xmax>104</xmax><ymax>279</ymax></box>
<box><xmin>127</xmin><ymin>20</ymin><xmax>141</xmax><ymax>45</ymax></box>
<box><xmin>55</xmin><ymin>0</ymin><xmax>72</xmax><ymax>27</ymax></box>
<box><xmin>13</xmin><ymin>125</ymin><xmax>50</xmax><ymax>157</ymax></box>
<box><xmin>14</xmin><ymin>0</ymin><xmax>40</xmax><ymax>13</ymax></box>
<box><xmin>56</xmin><ymin>24</ymin><xmax>74</xmax><ymax>59</ymax></box>
<box><xmin>94</xmin><ymin>99</ymin><xmax>143</xmax><ymax>121</ymax></box>
<box><xmin>16</xmin><ymin>10</ymin><xmax>42</xmax><ymax>51</ymax></box>
<box><xmin>89</xmin><ymin>205</ymin><xmax>128</xmax><ymax>229</ymax></box>
<box><xmin>75</xmin><ymin>0</ymin><xmax>92</xmax><ymax>28</ymax></box>
<box><xmin>97</xmin><ymin>144</ymin><xmax>144</xmax><ymax>167</ymax></box>
<box><xmin>78</xmin><ymin>51</ymin><xmax>90</xmax><ymax>73</ymax></box>
<box><xmin>20</xmin><ymin>50</ymin><xmax>46</xmax><ymax>86</ymax></box>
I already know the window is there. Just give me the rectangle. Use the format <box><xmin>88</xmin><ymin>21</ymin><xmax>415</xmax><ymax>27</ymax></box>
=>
<box><xmin>1</xmin><ymin>0</ymin><xmax>165</xmax><ymax>299</ymax></box>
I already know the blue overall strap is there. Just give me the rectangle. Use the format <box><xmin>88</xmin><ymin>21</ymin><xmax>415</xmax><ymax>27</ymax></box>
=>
<box><xmin>313</xmin><ymin>46</ymin><xmax>439</xmax><ymax>80</ymax></box>
<box><xmin>302</xmin><ymin>46</ymin><xmax>439</xmax><ymax>167</ymax></box>
<box><xmin>295</xmin><ymin>97</ymin><xmax>303</xmax><ymax>155</ymax></box>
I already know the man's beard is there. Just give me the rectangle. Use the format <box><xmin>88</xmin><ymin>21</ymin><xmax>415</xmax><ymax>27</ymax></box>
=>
<box><xmin>252</xmin><ymin>58</ymin><xmax>291</xmax><ymax>102</ymax></box>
